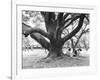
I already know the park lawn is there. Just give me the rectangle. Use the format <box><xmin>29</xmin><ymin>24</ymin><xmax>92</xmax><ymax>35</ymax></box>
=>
<box><xmin>22</xmin><ymin>49</ymin><xmax>89</xmax><ymax>69</ymax></box>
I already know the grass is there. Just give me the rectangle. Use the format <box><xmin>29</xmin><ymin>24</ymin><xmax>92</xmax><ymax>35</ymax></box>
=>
<box><xmin>22</xmin><ymin>49</ymin><xmax>89</xmax><ymax>69</ymax></box>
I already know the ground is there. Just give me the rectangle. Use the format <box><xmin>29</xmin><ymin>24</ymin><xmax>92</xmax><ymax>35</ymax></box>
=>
<box><xmin>22</xmin><ymin>49</ymin><xmax>89</xmax><ymax>69</ymax></box>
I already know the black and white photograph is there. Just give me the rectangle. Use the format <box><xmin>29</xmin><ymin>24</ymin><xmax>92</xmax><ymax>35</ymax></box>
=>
<box><xmin>10</xmin><ymin>2</ymin><xmax>97</xmax><ymax>79</ymax></box>
<box><xmin>0</xmin><ymin>0</ymin><xmax>99</xmax><ymax>80</ymax></box>
<box><xmin>22</xmin><ymin>10</ymin><xmax>90</xmax><ymax>69</ymax></box>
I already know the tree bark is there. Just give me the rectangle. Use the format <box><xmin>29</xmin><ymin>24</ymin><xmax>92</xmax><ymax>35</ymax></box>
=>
<box><xmin>47</xmin><ymin>42</ymin><xmax>63</xmax><ymax>58</ymax></box>
<box><xmin>30</xmin><ymin>33</ymin><xmax>50</xmax><ymax>50</ymax></box>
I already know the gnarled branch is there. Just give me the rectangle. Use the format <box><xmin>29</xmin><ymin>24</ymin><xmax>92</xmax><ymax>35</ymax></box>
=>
<box><xmin>60</xmin><ymin>16</ymin><xmax>80</xmax><ymax>31</ymax></box>
<box><xmin>22</xmin><ymin>23</ymin><xmax>51</xmax><ymax>40</ymax></box>
<box><xmin>61</xmin><ymin>14</ymin><xmax>85</xmax><ymax>43</ymax></box>
<box><xmin>30</xmin><ymin>33</ymin><xmax>50</xmax><ymax>50</ymax></box>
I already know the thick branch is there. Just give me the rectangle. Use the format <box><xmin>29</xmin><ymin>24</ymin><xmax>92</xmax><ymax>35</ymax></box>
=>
<box><xmin>22</xmin><ymin>23</ymin><xmax>51</xmax><ymax>40</ymax></box>
<box><xmin>22</xmin><ymin>23</ymin><xmax>33</xmax><ymax>35</ymax></box>
<box><xmin>41</xmin><ymin>12</ymin><xmax>56</xmax><ymax>32</ymax></box>
<box><xmin>30</xmin><ymin>33</ymin><xmax>50</xmax><ymax>50</ymax></box>
<box><xmin>56</xmin><ymin>13</ymin><xmax>64</xmax><ymax>39</ymax></box>
<box><xmin>62</xmin><ymin>14</ymin><xmax>85</xmax><ymax>43</ymax></box>
<box><xmin>60</xmin><ymin>16</ymin><xmax>80</xmax><ymax>31</ymax></box>
<box><xmin>57</xmin><ymin>13</ymin><xmax>64</xmax><ymax>27</ymax></box>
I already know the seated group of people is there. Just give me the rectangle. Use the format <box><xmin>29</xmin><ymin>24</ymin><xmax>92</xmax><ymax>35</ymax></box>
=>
<box><xmin>67</xmin><ymin>48</ymin><xmax>82</xmax><ymax>57</ymax></box>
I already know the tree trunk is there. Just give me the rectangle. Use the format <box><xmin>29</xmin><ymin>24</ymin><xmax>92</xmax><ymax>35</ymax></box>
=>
<box><xmin>47</xmin><ymin>46</ymin><xmax>63</xmax><ymax>58</ymax></box>
<box><xmin>47</xmin><ymin>40</ymin><xmax>63</xmax><ymax>58</ymax></box>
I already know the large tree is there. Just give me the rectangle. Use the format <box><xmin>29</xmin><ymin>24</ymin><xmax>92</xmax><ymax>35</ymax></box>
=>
<box><xmin>22</xmin><ymin>12</ymin><xmax>88</xmax><ymax>59</ymax></box>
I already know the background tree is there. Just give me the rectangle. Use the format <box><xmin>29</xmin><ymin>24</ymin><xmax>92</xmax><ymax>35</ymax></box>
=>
<box><xmin>22</xmin><ymin>11</ymin><xmax>88</xmax><ymax>59</ymax></box>
<box><xmin>22</xmin><ymin>11</ymin><xmax>45</xmax><ymax>49</ymax></box>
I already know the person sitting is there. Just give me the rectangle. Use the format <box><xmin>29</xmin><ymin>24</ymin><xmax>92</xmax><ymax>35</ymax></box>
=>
<box><xmin>65</xmin><ymin>48</ymin><xmax>71</xmax><ymax>57</ymax></box>
<box><xmin>76</xmin><ymin>48</ymin><xmax>82</xmax><ymax>56</ymax></box>
<box><xmin>68</xmin><ymin>48</ymin><xmax>73</xmax><ymax>57</ymax></box>
<box><xmin>73</xmin><ymin>50</ymin><xmax>77</xmax><ymax>57</ymax></box>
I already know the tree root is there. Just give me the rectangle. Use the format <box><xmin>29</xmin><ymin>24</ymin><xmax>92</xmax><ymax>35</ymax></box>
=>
<box><xmin>37</xmin><ymin>54</ymin><xmax>68</xmax><ymax>63</ymax></box>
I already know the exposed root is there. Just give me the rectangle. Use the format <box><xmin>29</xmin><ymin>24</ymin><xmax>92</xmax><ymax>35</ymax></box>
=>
<box><xmin>37</xmin><ymin>54</ymin><xmax>68</xmax><ymax>63</ymax></box>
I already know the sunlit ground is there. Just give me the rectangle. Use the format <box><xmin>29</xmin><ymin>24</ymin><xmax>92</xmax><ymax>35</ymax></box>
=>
<box><xmin>22</xmin><ymin>49</ymin><xmax>89</xmax><ymax>69</ymax></box>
